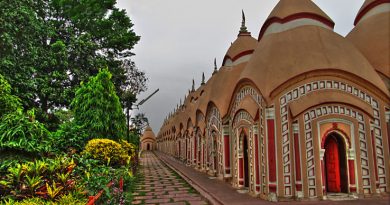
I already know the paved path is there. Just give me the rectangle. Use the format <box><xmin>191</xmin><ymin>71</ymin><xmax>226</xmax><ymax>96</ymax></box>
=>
<box><xmin>131</xmin><ymin>151</ymin><xmax>209</xmax><ymax>205</ymax></box>
<box><xmin>156</xmin><ymin>151</ymin><xmax>390</xmax><ymax>205</ymax></box>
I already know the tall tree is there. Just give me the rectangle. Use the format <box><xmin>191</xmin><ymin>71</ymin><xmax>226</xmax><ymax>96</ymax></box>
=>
<box><xmin>131</xmin><ymin>113</ymin><xmax>149</xmax><ymax>135</ymax></box>
<box><xmin>0</xmin><ymin>0</ymin><xmax>141</xmax><ymax>128</ymax></box>
<box><xmin>71</xmin><ymin>68</ymin><xmax>126</xmax><ymax>140</ymax></box>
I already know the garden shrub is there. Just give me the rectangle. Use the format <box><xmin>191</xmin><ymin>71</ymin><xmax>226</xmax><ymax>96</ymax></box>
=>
<box><xmin>0</xmin><ymin>109</ymin><xmax>52</xmax><ymax>154</ymax></box>
<box><xmin>52</xmin><ymin>120</ymin><xmax>89</xmax><ymax>153</ymax></box>
<box><xmin>0</xmin><ymin>157</ymin><xmax>83</xmax><ymax>204</ymax></box>
<box><xmin>1</xmin><ymin>193</ymin><xmax>86</xmax><ymax>205</ymax></box>
<box><xmin>0</xmin><ymin>74</ymin><xmax>22</xmax><ymax>119</ymax></box>
<box><xmin>82</xmin><ymin>139</ymin><xmax>130</xmax><ymax>166</ymax></box>
<box><xmin>71</xmin><ymin>69</ymin><xmax>127</xmax><ymax>141</ymax></box>
<box><xmin>119</xmin><ymin>140</ymin><xmax>137</xmax><ymax>158</ymax></box>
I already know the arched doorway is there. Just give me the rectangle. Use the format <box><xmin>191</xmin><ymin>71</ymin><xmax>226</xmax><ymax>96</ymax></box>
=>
<box><xmin>324</xmin><ymin>132</ymin><xmax>348</xmax><ymax>193</ymax></box>
<box><xmin>147</xmin><ymin>143</ymin><xmax>150</xmax><ymax>151</ymax></box>
<box><xmin>242</xmin><ymin>134</ymin><xmax>249</xmax><ymax>188</ymax></box>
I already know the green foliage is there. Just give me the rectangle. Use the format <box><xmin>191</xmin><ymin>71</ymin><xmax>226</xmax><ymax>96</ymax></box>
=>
<box><xmin>1</xmin><ymin>193</ymin><xmax>86</xmax><ymax>205</ymax></box>
<box><xmin>1</xmin><ymin>157</ymin><xmax>83</xmax><ymax>202</ymax></box>
<box><xmin>71</xmin><ymin>69</ymin><xmax>127</xmax><ymax>140</ymax></box>
<box><xmin>0</xmin><ymin>109</ymin><xmax>52</xmax><ymax>153</ymax></box>
<box><xmin>119</xmin><ymin>140</ymin><xmax>137</xmax><ymax>158</ymax></box>
<box><xmin>0</xmin><ymin>0</ymin><xmax>142</xmax><ymax>129</ymax></box>
<box><xmin>82</xmin><ymin>139</ymin><xmax>131</xmax><ymax>166</ymax></box>
<box><xmin>131</xmin><ymin>113</ymin><xmax>148</xmax><ymax>135</ymax></box>
<box><xmin>73</xmin><ymin>155</ymin><xmax>136</xmax><ymax>204</ymax></box>
<box><xmin>128</xmin><ymin>130</ymin><xmax>141</xmax><ymax>147</ymax></box>
<box><xmin>52</xmin><ymin>120</ymin><xmax>89</xmax><ymax>153</ymax></box>
<box><xmin>0</xmin><ymin>74</ymin><xmax>21</xmax><ymax>118</ymax></box>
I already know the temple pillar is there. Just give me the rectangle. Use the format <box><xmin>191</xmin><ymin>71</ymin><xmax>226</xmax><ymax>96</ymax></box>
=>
<box><xmin>293</xmin><ymin>123</ymin><xmax>303</xmax><ymax>198</ymax></box>
<box><xmin>223</xmin><ymin>125</ymin><xmax>231</xmax><ymax>177</ymax></box>
<box><xmin>266</xmin><ymin>108</ymin><xmax>277</xmax><ymax>196</ymax></box>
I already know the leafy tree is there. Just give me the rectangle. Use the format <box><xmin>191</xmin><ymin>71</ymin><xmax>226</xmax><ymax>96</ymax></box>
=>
<box><xmin>0</xmin><ymin>0</ymin><xmax>141</xmax><ymax>128</ymax></box>
<box><xmin>131</xmin><ymin>113</ymin><xmax>149</xmax><ymax>135</ymax></box>
<box><xmin>71</xmin><ymin>69</ymin><xmax>126</xmax><ymax>140</ymax></box>
<box><xmin>0</xmin><ymin>74</ymin><xmax>22</xmax><ymax>118</ymax></box>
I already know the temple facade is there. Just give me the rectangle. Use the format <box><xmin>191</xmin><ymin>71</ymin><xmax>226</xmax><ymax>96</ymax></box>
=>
<box><xmin>140</xmin><ymin>126</ymin><xmax>157</xmax><ymax>151</ymax></box>
<box><xmin>156</xmin><ymin>0</ymin><xmax>390</xmax><ymax>201</ymax></box>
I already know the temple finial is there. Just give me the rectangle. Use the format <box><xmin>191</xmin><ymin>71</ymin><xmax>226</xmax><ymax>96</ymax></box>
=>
<box><xmin>191</xmin><ymin>78</ymin><xmax>195</xmax><ymax>91</ymax></box>
<box><xmin>240</xmin><ymin>10</ymin><xmax>248</xmax><ymax>33</ymax></box>
<box><xmin>213</xmin><ymin>58</ymin><xmax>218</xmax><ymax>75</ymax></box>
<box><xmin>201</xmin><ymin>72</ymin><xmax>205</xmax><ymax>85</ymax></box>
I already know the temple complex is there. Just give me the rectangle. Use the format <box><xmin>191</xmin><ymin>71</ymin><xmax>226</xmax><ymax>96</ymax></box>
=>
<box><xmin>156</xmin><ymin>0</ymin><xmax>390</xmax><ymax>201</ymax></box>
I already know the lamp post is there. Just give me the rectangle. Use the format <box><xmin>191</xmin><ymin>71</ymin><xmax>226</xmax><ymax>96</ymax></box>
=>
<box><xmin>128</xmin><ymin>88</ymin><xmax>159</xmax><ymax>142</ymax></box>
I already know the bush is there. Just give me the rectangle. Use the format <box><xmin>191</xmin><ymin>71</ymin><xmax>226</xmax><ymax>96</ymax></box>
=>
<box><xmin>0</xmin><ymin>156</ymin><xmax>84</xmax><ymax>203</ymax></box>
<box><xmin>82</xmin><ymin>139</ymin><xmax>130</xmax><ymax>166</ymax></box>
<box><xmin>52</xmin><ymin>121</ymin><xmax>89</xmax><ymax>153</ymax></box>
<box><xmin>0</xmin><ymin>74</ymin><xmax>22</xmax><ymax>119</ymax></box>
<box><xmin>71</xmin><ymin>69</ymin><xmax>127</xmax><ymax>141</ymax></box>
<box><xmin>0</xmin><ymin>109</ymin><xmax>52</xmax><ymax>154</ymax></box>
<box><xmin>1</xmin><ymin>193</ymin><xmax>86</xmax><ymax>205</ymax></box>
<box><xmin>119</xmin><ymin>140</ymin><xmax>137</xmax><ymax>158</ymax></box>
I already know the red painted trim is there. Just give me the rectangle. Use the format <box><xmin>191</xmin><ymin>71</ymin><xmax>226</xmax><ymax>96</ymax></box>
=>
<box><xmin>296</xmin><ymin>183</ymin><xmax>302</xmax><ymax>191</ymax></box>
<box><xmin>267</xmin><ymin>119</ymin><xmax>277</xmax><ymax>183</ymax></box>
<box><xmin>348</xmin><ymin>160</ymin><xmax>356</xmax><ymax>185</ymax></box>
<box><xmin>255</xmin><ymin>134</ymin><xmax>260</xmax><ymax>185</ymax></box>
<box><xmin>224</xmin><ymin>135</ymin><xmax>230</xmax><ymax>169</ymax></box>
<box><xmin>232</xmin><ymin>50</ymin><xmax>254</xmax><ymax>61</ymax></box>
<box><xmin>87</xmin><ymin>180</ymin><xmax>115</xmax><ymax>205</ymax></box>
<box><xmin>258</xmin><ymin>12</ymin><xmax>335</xmax><ymax>41</ymax></box>
<box><xmin>294</xmin><ymin>133</ymin><xmax>301</xmax><ymax>181</ymax></box>
<box><xmin>269</xmin><ymin>184</ymin><xmax>277</xmax><ymax>193</ymax></box>
<box><xmin>371</xmin><ymin>130</ymin><xmax>379</xmax><ymax>182</ymax></box>
<box><xmin>354</xmin><ymin>0</ymin><xmax>390</xmax><ymax>25</ymax></box>
<box><xmin>222</xmin><ymin>50</ymin><xmax>254</xmax><ymax>65</ymax></box>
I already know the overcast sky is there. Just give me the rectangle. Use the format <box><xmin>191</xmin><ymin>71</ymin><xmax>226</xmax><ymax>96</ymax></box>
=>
<box><xmin>116</xmin><ymin>0</ymin><xmax>365</xmax><ymax>133</ymax></box>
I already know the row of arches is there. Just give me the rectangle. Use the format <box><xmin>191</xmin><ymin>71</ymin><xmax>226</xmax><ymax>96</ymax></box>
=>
<box><xmin>157</xmin><ymin>80</ymin><xmax>389</xmax><ymax>200</ymax></box>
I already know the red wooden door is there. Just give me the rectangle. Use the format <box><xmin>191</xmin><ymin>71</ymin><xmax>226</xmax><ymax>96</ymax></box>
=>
<box><xmin>325</xmin><ymin>137</ymin><xmax>341</xmax><ymax>192</ymax></box>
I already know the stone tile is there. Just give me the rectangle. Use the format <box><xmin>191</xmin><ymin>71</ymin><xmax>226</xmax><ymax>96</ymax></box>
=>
<box><xmin>174</xmin><ymin>196</ymin><xmax>202</xmax><ymax>202</ymax></box>
<box><xmin>131</xmin><ymin>152</ymin><xmax>209</xmax><ymax>205</ymax></box>
<box><xmin>131</xmin><ymin>200</ymin><xmax>143</xmax><ymax>205</ymax></box>
<box><xmin>160</xmin><ymin>202</ymin><xmax>186</xmax><ymax>205</ymax></box>
<box><xmin>134</xmin><ymin>195</ymin><xmax>155</xmax><ymax>200</ymax></box>
<box><xmin>144</xmin><ymin>198</ymin><xmax>170</xmax><ymax>204</ymax></box>
<box><xmin>189</xmin><ymin>201</ymin><xmax>208</xmax><ymax>205</ymax></box>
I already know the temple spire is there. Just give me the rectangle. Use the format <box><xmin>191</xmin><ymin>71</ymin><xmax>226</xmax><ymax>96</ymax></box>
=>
<box><xmin>240</xmin><ymin>10</ymin><xmax>248</xmax><ymax>33</ymax></box>
<box><xmin>191</xmin><ymin>79</ymin><xmax>195</xmax><ymax>92</ymax></box>
<box><xmin>212</xmin><ymin>58</ymin><xmax>218</xmax><ymax>75</ymax></box>
<box><xmin>201</xmin><ymin>72</ymin><xmax>205</xmax><ymax>85</ymax></box>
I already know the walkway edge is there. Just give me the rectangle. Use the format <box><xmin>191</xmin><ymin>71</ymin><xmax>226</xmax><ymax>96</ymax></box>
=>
<box><xmin>155</xmin><ymin>152</ymin><xmax>223</xmax><ymax>205</ymax></box>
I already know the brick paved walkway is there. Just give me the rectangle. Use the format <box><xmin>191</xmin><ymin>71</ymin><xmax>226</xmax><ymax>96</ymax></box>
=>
<box><xmin>131</xmin><ymin>151</ymin><xmax>209</xmax><ymax>205</ymax></box>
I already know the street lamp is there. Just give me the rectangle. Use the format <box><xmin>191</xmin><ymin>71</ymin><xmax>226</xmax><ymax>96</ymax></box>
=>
<box><xmin>128</xmin><ymin>88</ymin><xmax>159</xmax><ymax>142</ymax></box>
